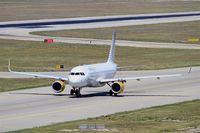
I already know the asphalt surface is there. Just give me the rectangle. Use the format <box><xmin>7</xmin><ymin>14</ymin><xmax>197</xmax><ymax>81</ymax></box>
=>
<box><xmin>0</xmin><ymin>12</ymin><xmax>200</xmax><ymax>49</ymax></box>
<box><xmin>1</xmin><ymin>67</ymin><xmax>200</xmax><ymax>132</ymax></box>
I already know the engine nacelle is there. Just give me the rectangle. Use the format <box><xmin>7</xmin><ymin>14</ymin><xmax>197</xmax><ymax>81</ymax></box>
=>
<box><xmin>111</xmin><ymin>82</ymin><xmax>125</xmax><ymax>94</ymax></box>
<box><xmin>52</xmin><ymin>80</ymin><xmax>65</xmax><ymax>93</ymax></box>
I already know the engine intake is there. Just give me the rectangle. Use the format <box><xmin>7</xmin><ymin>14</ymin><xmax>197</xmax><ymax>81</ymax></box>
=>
<box><xmin>52</xmin><ymin>80</ymin><xmax>65</xmax><ymax>93</ymax></box>
<box><xmin>111</xmin><ymin>82</ymin><xmax>125</xmax><ymax>94</ymax></box>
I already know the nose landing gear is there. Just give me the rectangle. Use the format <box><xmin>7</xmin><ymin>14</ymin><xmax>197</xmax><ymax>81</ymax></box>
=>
<box><xmin>70</xmin><ymin>88</ymin><xmax>82</xmax><ymax>97</ymax></box>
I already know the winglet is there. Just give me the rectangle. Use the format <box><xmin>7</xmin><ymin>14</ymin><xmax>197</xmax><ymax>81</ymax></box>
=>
<box><xmin>188</xmin><ymin>66</ymin><xmax>192</xmax><ymax>74</ymax></box>
<box><xmin>8</xmin><ymin>59</ymin><xmax>12</xmax><ymax>72</ymax></box>
<box><xmin>107</xmin><ymin>32</ymin><xmax>116</xmax><ymax>63</ymax></box>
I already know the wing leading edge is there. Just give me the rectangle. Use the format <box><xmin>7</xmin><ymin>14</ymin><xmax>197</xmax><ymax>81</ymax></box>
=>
<box><xmin>8</xmin><ymin>60</ymin><xmax>68</xmax><ymax>81</ymax></box>
<box><xmin>99</xmin><ymin>74</ymin><xmax>182</xmax><ymax>83</ymax></box>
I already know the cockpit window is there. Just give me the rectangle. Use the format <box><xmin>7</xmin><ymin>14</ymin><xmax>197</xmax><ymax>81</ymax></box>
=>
<box><xmin>80</xmin><ymin>72</ymin><xmax>85</xmax><ymax>75</ymax></box>
<box><xmin>70</xmin><ymin>72</ymin><xmax>75</xmax><ymax>75</ymax></box>
<box><xmin>70</xmin><ymin>72</ymin><xmax>85</xmax><ymax>76</ymax></box>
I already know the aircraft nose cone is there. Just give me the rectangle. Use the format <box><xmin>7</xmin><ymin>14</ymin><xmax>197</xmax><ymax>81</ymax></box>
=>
<box><xmin>70</xmin><ymin>79</ymin><xmax>79</xmax><ymax>86</ymax></box>
<box><xmin>69</xmin><ymin>77</ymin><xmax>87</xmax><ymax>87</ymax></box>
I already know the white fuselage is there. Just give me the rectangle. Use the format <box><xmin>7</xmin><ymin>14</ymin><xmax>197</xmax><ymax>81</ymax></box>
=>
<box><xmin>68</xmin><ymin>62</ymin><xmax>117</xmax><ymax>88</ymax></box>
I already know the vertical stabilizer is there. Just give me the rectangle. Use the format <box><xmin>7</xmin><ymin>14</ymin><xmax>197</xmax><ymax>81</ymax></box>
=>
<box><xmin>107</xmin><ymin>32</ymin><xmax>116</xmax><ymax>63</ymax></box>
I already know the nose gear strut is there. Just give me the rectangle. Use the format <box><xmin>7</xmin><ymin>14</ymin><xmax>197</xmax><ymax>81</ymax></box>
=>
<box><xmin>70</xmin><ymin>88</ymin><xmax>82</xmax><ymax>97</ymax></box>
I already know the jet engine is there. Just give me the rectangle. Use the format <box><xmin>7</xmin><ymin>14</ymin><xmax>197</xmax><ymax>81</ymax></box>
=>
<box><xmin>111</xmin><ymin>82</ymin><xmax>125</xmax><ymax>94</ymax></box>
<box><xmin>52</xmin><ymin>80</ymin><xmax>65</xmax><ymax>93</ymax></box>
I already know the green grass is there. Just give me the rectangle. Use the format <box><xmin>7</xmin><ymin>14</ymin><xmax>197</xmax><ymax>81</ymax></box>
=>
<box><xmin>0</xmin><ymin>78</ymin><xmax>53</xmax><ymax>92</ymax></box>
<box><xmin>32</xmin><ymin>21</ymin><xmax>200</xmax><ymax>44</ymax></box>
<box><xmin>1</xmin><ymin>39</ymin><xmax>200</xmax><ymax>72</ymax></box>
<box><xmin>8</xmin><ymin>100</ymin><xmax>200</xmax><ymax>133</ymax></box>
<box><xmin>0</xmin><ymin>0</ymin><xmax>200</xmax><ymax>21</ymax></box>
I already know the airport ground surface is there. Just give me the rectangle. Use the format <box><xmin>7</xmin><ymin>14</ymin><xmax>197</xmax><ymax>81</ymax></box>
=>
<box><xmin>0</xmin><ymin>11</ymin><xmax>199</xmax><ymax>50</ymax></box>
<box><xmin>1</xmin><ymin>67</ymin><xmax>200</xmax><ymax>132</ymax></box>
<box><xmin>1</xmin><ymin>1</ymin><xmax>200</xmax><ymax>50</ymax></box>
<box><xmin>0</xmin><ymin>1</ymin><xmax>200</xmax><ymax>132</ymax></box>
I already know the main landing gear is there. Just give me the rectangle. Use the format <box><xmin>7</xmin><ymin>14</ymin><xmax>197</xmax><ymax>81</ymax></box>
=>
<box><xmin>70</xmin><ymin>88</ymin><xmax>82</xmax><ymax>97</ymax></box>
<box><xmin>109</xmin><ymin>90</ymin><xmax>118</xmax><ymax>96</ymax></box>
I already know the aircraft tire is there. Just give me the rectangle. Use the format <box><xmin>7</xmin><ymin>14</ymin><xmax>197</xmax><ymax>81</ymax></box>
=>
<box><xmin>75</xmin><ymin>89</ymin><xmax>81</xmax><ymax>97</ymax></box>
<box><xmin>109</xmin><ymin>90</ymin><xmax>113</xmax><ymax>96</ymax></box>
<box><xmin>70</xmin><ymin>89</ymin><xmax>74</xmax><ymax>95</ymax></box>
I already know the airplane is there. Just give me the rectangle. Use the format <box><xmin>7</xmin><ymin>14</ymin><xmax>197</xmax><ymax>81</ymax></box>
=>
<box><xmin>8</xmin><ymin>32</ymin><xmax>181</xmax><ymax>97</ymax></box>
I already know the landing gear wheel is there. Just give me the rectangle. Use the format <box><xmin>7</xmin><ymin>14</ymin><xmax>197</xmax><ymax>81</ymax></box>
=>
<box><xmin>75</xmin><ymin>89</ymin><xmax>81</xmax><ymax>97</ymax></box>
<box><xmin>109</xmin><ymin>90</ymin><xmax>113</xmax><ymax>96</ymax></box>
<box><xmin>70</xmin><ymin>89</ymin><xmax>75</xmax><ymax>95</ymax></box>
<box><xmin>114</xmin><ymin>93</ymin><xmax>118</xmax><ymax>96</ymax></box>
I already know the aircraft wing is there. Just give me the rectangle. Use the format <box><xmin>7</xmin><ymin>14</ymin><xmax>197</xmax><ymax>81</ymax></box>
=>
<box><xmin>99</xmin><ymin>74</ymin><xmax>181</xmax><ymax>83</ymax></box>
<box><xmin>9</xmin><ymin>70</ymin><xmax>69</xmax><ymax>81</ymax></box>
<box><xmin>117</xmin><ymin>65</ymin><xmax>145</xmax><ymax>70</ymax></box>
<box><xmin>8</xmin><ymin>61</ymin><xmax>68</xmax><ymax>81</ymax></box>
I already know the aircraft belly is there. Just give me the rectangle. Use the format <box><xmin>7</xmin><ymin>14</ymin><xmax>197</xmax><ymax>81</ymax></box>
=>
<box><xmin>87</xmin><ymin>71</ymin><xmax>115</xmax><ymax>87</ymax></box>
<box><xmin>87</xmin><ymin>78</ymin><xmax>104</xmax><ymax>87</ymax></box>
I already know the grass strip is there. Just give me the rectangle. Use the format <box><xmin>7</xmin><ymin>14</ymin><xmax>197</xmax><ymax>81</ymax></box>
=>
<box><xmin>32</xmin><ymin>21</ymin><xmax>200</xmax><ymax>44</ymax></box>
<box><xmin>1</xmin><ymin>0</ymin><xmax>200</xmax><ymax>21</ymax></box>
<box><xmin>1</xmin><ymin>39</ymin><xmax>200</xmax><ymax>72</ymax></box>
<box><xmin>0</xmin><ymin>78</ymin><xmax>53</xmax><ymax>92</ymax></box>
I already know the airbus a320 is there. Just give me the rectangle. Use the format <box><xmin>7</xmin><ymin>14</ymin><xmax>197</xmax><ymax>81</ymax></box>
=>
<box><xmin>9</xmin><ymin>32</ymin><xmax>181</xmax><ymax>97</ymax></box>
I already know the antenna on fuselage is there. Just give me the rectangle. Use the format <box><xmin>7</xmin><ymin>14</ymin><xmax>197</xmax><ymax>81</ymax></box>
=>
<box><xmin>107</xmin><ymin>32</ymin><xmax>116</xmax><ymax>63</ymax></box>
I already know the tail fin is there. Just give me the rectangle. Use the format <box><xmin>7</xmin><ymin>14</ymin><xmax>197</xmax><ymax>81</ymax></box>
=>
<box><xmin>107</xmin><ymin>32</ymin><xmax>116</xmax><ymax>63</ymax></box>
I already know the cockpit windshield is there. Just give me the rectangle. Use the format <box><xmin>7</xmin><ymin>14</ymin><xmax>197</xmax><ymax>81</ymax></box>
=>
<box><xmin>70</xmin><ymin>72</ymin><xmax>75</xmax><ymax>75</ymax></box>
<box><xmin>70</xmin><ymin>72</ymin><xmax>85</xmax><ymax>76</ymax></box>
